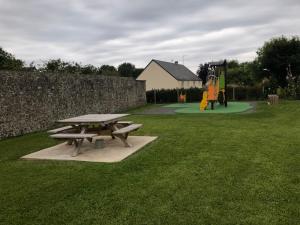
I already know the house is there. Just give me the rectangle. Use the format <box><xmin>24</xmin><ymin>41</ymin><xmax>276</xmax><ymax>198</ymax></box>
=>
<box><xmin>136</xmin><ymin>59</ymin><xmax>202</xmax><ymax>91</ymax></box>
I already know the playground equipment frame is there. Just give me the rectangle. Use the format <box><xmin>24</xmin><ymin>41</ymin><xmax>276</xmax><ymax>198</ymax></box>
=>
<box><xmin>208</xmin><ymin>60</ymin><xmax>228</xmax><ymax>108</ymax></box>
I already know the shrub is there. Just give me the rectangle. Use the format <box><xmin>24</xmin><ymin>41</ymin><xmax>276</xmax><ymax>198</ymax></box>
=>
<box><xmin>146</xmin><ymin>88</ymin><xmax>203</xmax><ymax>103</ymax></box>
<box><xmin>147</xmin><ymin>86</ymin><xmax>269</xmax><ymax>104</ymax></box>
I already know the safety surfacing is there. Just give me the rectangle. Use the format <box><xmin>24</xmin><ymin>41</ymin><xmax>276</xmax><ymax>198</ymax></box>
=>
<box><xmin>164</xmin><ymin>102</ymin><xmax>253</xmax><ymax>114</ymax></box>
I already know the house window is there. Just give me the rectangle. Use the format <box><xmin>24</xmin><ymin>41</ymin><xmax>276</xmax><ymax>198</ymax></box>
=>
<box><xmin>181</xmin><ymin>81</ymin><xmax>184</xmax><ymax>88</ymax></box>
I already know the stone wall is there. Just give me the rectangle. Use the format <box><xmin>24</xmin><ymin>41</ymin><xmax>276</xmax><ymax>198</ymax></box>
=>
<box><xmin>0</xmin><ymin>71</ymin><xmax>146</xmax><ymax>139</ymax></box>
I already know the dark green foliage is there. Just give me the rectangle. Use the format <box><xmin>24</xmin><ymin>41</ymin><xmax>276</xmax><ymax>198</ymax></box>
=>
<box><xmin>227</xmin><ymin>86</ymin><xmax>265</xmax><ymax>100</ymax></box>
<box><xmin>218</xmin><ymin>91</ymin><xmax>225</xmax><ymax>104</ymax></box>
<box><xmin>0</xmin><ymin>47</ymin><xmax>145</xmax><ymax>77</ymax></box>
<box><xmin>146</xmin><ymin>88</ymin><xmax>203</xmax><ymax>103</ymax></box>
<box><xmin>196</xmin><ymin>63</ymin><xmax>209</xmax><ymax>83</ymax></box>
<box><xmin>257</xmin><ymin>36</ymin><xmax>300</xmax><ymax>88</ymax></box>
<box><xmin>80</xmin><ymin>64</ymin><xmax>99</xmax><ymax>74</ymax></box>
<box><xmin>0</xmin><ymin>47</ymin><xmax>24</xmax><ymax>70</ymax></box>
<box><xmin>43</xmin><ymin>59</ymin><xmax>81</xmax><ymax>73</ymax></box>
<box><xmin>226</xmin><ymin>60</ymin><xmax>259</xmax><ymax>86</ymax></box>
<box><xmin>133</xmin><ymin>68</ymin><xmax>144</xmax><ymax>78</ymax></box>
<box><xmin>147</xmin><ymin>86</ymin><xmax>266</xmax><ymax>103</ymax></box>
<box><xmin>118</xmin><ymin>62</ymin><xmax>136</xmax><ymax>77</ymax></box>
<box><xmin>197</xmin><ymin>60</ymin><xmax>259</xmax><ymax>87</ymax></box>
<box><xmin>100</xmin><ymin>65</ymin><xmax>119</xmax><ymax>76</ymax></box>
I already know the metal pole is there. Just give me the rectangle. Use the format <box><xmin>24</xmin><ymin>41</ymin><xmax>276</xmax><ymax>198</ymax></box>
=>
<box><xmin>224</xmin><ymin>60</ymin><xmax>228</xmax><ymax>107</ymax></box>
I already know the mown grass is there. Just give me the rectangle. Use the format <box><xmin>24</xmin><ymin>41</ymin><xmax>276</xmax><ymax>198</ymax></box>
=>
<box><xmin>0</xmin><ymin>101</ymin><xmax>299</xmax><ymax>225</ymax></box>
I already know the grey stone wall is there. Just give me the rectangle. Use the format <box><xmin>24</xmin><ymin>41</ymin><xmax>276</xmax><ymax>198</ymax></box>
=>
<box><xmin>0</xmin><ymin>71</ymin><xmax>146</xmax><ymax>139</ymax></box>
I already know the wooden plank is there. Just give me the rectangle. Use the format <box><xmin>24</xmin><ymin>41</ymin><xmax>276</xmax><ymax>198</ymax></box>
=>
<box><xmin>50</xmin><ymin>133</ymin><xmax>98</xmax><ymax>139</ymax></box>
<box><xmin>47</xmin><ymin>125</ymin><xmax>74</xmax><ymax>134</ymax></box>
<box><xmin>112</xmin><ymin>124</ymin><xmax>142</xmax><ymax>135</ymax></box>
<box><xmin>57</xmin><ymin>114</ymin><xmax>129</xmax><ymax>124</ymax></box>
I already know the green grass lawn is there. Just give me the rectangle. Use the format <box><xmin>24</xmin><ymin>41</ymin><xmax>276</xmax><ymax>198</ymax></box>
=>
<box><xmin>0</xmin><ymin>101</ymin><xmax>299</xmax><ymax>225</ymax></box>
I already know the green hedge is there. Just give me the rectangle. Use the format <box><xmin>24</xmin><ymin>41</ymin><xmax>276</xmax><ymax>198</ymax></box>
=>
<box><xmin>146</xmin><ymin>87</ymin><xmax>267</xmax><ymax>103</ymax></box>
<box><xmin>146</xmin><ymin>88</ymin><xmax>203</xmax><ymax>103</ymax></box>
<box><xmin>227</xmin><ymin>86</ymin><xmax>265</xmax><ymax>101</ymax></box>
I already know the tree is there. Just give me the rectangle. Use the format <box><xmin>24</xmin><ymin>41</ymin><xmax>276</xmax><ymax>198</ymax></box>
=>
<box><xmin>196</xmin><ymin>63</ymin><xmax>209</xmax><ymax>84</ymax></box>
<box><xmin>0</xmin><ymin>47</ymin><xmax>24</xmax><ymax>70</ymax></box>
<box><xmin>118</xmin><ymin>62</ymin><xmax>135</xmax><ymax>77</ymax></box>
<box><xmin>197</xmin><ymin>60</ymin><xmax>257</xmax><ymax>86</ymax></box>
<box><xmin>226</xmin><ymin>60</ymin><xmax>240</xmax><ymax>84</ymax></box>
<box><xmin>133</xmin><ymin>68</ymin><xmax>144</xmax><ymax>78</ymax></box>
<box><xmin>43</xmin><ymin>59</ymin><xmax>69</xmax><ymax>72</ymax></box>
<box><xmin>100</xmin><ymin>65</ymin><xmax>119</xmax><ymax>76</ymax></box>
<box><xmin>256</xmin><ymin>36</ymin><xmax>300</xmax><ymax>88</ymax></box>
<box><xmin>226</xmin><ymin>60</ymin><xmax>257</xmax><ymax>86</ymax></box>
<box><xmin>80</xmin><ymin>64</ymin><xmax>98</xmax><ymax>74</ymax></box>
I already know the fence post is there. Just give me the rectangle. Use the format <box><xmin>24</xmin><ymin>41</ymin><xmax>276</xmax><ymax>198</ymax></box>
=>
<box><xmin>233</xmin><ymin>87</ymin><xmax>235</xmax><ymax>101</ymax></box>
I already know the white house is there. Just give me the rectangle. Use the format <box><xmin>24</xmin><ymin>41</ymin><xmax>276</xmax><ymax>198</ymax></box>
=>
<box><xmin>136</xmin><ymin>59</ymin><xmax>202</xmax><ymax>91</ymax></box>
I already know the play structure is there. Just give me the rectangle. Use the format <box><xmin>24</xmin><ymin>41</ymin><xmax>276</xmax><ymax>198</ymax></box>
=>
<box><xmin>179</xmin><ymin>93</ymin><xmax>186</xmax><ymax>103</ymax></box>
<box><xmin>200</xmin><ymin>60</ymin><xmax>228</xmax><ymax>111</ymax></box>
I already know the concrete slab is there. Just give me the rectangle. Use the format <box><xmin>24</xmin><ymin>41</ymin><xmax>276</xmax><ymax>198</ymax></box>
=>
<box><xmin>21</xmin><ymin>136</ymin><xmax>157</xmax><ymax>163</ymax></box>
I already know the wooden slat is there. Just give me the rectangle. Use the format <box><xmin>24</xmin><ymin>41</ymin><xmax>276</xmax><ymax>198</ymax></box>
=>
<box><xmin>113</xmin><ymin>124</ymin><xmax>142</xmax><ymax>135</ymax></box>
<box><xmin>57</xmin><ymin>114</ymin><xmax>129</xmax><ymax>124</ymax></box>
<box><xmin>117</xmin><ymin>121</ymin><xmax>133</xmax><ymax>124</ymax></box>
<box><xmin>47</xmin><ymin>125</ymin><xmax>74</xmax><ymax>134</ymax></box>
<box><xmin>50</xmin><ymin>133</ymin><xmax>98</xmax><ymax>139</ymax></box>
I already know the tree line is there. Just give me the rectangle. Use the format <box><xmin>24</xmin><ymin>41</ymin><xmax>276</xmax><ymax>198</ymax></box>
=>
<box><xmin>0</xmin><ymin>48</ymin><xmax>143</xmax><ymax>78</ymax></box>
<box><xmin>1</xmin><ymin>35</ymin><xmax>300</xmax><ymax>98</ymax></box>
<box><xmin>197</xmin><ymin>35</ymin><xmax>300</xmax><ymax>98</ymax></box>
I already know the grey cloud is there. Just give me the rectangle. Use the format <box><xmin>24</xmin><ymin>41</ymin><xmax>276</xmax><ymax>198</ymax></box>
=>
<box><xmin>0</xmin><ymin>0</ymin><xmax>299</xmax><ymax>72</ymax></box>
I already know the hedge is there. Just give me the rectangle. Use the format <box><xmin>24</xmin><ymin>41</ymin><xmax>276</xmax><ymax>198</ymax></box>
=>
<box><xmin>146</xmin><ymin>87</ymin><xmax>266</xmax><ymax>103</ymax></box>
<box><xmin>146</xmin><ymin>88</ymin><xmax>203</xmax><ymax>103</ymax></box>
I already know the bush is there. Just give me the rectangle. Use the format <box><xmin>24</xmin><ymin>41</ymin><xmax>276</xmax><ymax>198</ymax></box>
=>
<box><xmin>227</xmin><ymin>86</ymin><xmax>265</xmax><ymax>101</ymax></box>
<box><xmin>146</xmin><ymin>88</ymin><xmax>204</xmax><ymax>103</ymax></box>
<box><xmin>147</xmin><ymin>86</ymin><xmax>267</xmax><ymax>103</ymax></box>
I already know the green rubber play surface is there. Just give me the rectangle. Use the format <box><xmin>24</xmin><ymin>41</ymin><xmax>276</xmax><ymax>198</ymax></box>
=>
<box><xmin>164</xmin><ymin>102</ymin><xmax>253</xmax><ymax>114</ymax></box>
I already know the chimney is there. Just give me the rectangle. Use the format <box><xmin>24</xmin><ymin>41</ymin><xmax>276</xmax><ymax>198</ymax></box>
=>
<box><xmin>175</xmin><ymin>61</ymin><xmax>178</xmax><ymax>64</ymax></box>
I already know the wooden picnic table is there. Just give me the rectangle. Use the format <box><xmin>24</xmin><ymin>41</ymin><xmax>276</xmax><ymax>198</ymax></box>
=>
<box><xmin>57</xmin><ymin>113</ymin><xmax>129</xmax><ymax>143</ymax></box>
<box><xmin>57</xmin><ymin>114</ymin><xmax>129</xmax><ymax>125</ymax></box>
<box><xmin>49</xmin><ymin>114</ymin><xmax>142</xmax><ymax>156</ymax></box>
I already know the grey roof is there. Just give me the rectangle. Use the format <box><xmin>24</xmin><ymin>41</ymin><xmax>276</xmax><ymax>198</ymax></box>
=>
<box><xmin>153</xmin><ymin>59</ymin><xmax>201</xmax><ymax>81</ymax></box>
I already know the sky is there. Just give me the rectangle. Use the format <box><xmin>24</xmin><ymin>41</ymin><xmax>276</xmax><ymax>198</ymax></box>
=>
<box><xmin>1</xmin><ymin>0</ymin><xmax>300</xmax><ymax>72</ymax></box>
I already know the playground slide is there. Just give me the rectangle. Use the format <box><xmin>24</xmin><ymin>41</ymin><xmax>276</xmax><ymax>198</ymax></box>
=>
<box><xmin>200</xmin><ymin>91</ymin><xmax>208</xmax><ymax>111</ymax></box>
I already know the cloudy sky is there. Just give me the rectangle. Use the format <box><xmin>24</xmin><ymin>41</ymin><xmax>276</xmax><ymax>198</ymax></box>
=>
<box><xmin>1</xmin><ymin>0</ymin><xmax>300</xmax><ymax>72</ymax></box>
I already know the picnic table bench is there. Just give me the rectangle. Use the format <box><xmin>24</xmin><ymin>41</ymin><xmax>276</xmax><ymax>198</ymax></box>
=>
<box><xmin>50</xmin><ymin>133</ymin><xmax>98</xmax><ymax>156</ymax></box>
<box><xmin>48</xmin><ymin>114</ymin><xmax>142</xmax><ymax>156</ymax></box>
<box><xmin>47</xmin><ymin>125</ymin><xmax>75</xmax><ymax>134</ymax></box>
<box><xmin>112</xmin><ymin>124</ymin><xmax>143</xmax><ymax>147</ymax></box>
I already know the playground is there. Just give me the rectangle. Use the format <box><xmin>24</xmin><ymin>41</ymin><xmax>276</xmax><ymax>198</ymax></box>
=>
<box><xmin>164</xmin><ymin>101</ymin><xmax>253</xmax><ymax>114</ymax></box>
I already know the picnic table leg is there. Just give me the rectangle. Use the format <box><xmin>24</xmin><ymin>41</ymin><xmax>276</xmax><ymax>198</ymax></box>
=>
<box><xmin>111</xmin><ymin>124</ymin><xmax>132</xmax><ymax>147</ymax></box>
<box><xmin>72</xmin><ymin>138</ymin><xmax>84</xmax><ymax>157</ymax></box>
<box><xmin>113</xmin><ymin>133</ymin><xmax>132</xmax><ymax>147</ymax></box>
<box><xmin>107</xmin><ymin>124</ymin><xmax>116</xmax><ymax>139</ymax></box>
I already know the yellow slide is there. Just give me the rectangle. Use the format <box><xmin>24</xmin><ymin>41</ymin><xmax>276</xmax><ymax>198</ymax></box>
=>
<box><xmin>200</xmin><ymin>91</ymin><xmax>208</xmax><ymax>111</ymax></box>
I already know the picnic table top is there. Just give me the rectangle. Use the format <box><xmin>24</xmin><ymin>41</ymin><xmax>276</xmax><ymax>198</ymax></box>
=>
<box><xmin>57</xmin><ymin>114</ymin><xmax>129</xmax><ymax>124</ymax></box>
